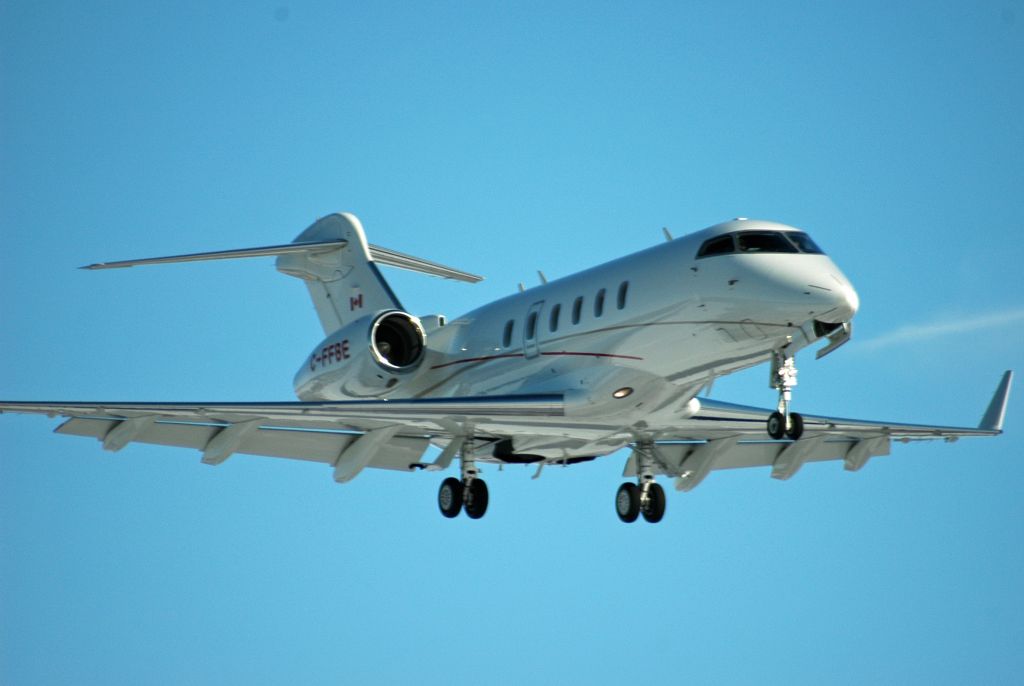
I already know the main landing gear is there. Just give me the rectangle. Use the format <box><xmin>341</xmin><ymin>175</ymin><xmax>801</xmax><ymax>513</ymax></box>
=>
<box><xmin>767</xmin><ymin>349</ymin><xmax>804</xmax><ymax>440</ymax></box>
<box><xmin>616</xmin><ymin>441</ymin><xmax>666</xmax><ymax>524</ymax></box>
<box><xmin>615</xmin><ymin>481</ymin><xmax>665</xmax><ymax>523</ymax></box>
<box><xmin>437</xmin><ymin>441</ymin><xmax>489</xmax><ymax>519</ymax></box>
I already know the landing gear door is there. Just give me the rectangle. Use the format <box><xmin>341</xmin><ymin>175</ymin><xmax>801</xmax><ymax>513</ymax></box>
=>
<box><xmin>523</xmin><ymin>301</ymin><xmax>544</xmax><ymax>359</ymax></box>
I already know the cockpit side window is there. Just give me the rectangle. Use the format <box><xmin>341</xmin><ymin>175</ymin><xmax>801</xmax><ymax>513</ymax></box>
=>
<box><xmin>736</xmin><ymin>232</ymin><xmax>798</xmax><ymax>254</ymax></box>
<box><xmin>785</xmin><ymin>232</ymin><xmax>825</xmax><ymax>254</ymax></box>
<box><xmin>697</xmin><ymin>235</ymin><xmax>735</xmax><ymax>258</ymax></box>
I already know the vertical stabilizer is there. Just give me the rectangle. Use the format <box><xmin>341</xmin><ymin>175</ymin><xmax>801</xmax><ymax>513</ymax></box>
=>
<box><xmin>276</xmin><ymin>213</ymin><xmax>403</xmax><ymax>334</ymax></box>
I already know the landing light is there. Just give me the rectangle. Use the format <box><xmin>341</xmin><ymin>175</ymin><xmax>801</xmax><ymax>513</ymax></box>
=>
<box><xmin>613</xmin><ymin>387</ymin><xmax>634</xmax><ymax>399</ymax></box>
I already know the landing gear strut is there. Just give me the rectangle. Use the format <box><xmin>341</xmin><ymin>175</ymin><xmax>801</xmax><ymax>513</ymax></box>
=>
<box><xmin>768</xmin><ymin>349</ymin><xmax>804</xmax><ymax>440</ymax></box>
<box><xmin>437</xmin><ymin>438</ymin><xmax>489</xmax><ymax>519</ymax></box>
<box><xmin>616</xmin><ymin>441</ymin><xmax>666</xmax><ymax>524</ymax></box>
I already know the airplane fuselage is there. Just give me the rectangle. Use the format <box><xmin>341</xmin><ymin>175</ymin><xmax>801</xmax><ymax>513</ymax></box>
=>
<box><xmin>293</xmin><ymin>219</ymin><xmax>859</xmax><ymax>459</ymax></box>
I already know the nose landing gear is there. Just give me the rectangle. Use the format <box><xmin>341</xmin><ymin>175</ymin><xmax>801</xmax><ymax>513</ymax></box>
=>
<box><xmin>768</xmin><ymin>349</ymin><xmax>804</xmax><ymax>440</ymax></box>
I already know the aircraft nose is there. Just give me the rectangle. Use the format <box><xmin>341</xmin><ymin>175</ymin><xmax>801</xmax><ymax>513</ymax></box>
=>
<box><xmin>812</xmin><ymin>278</ymin><xmax>859</xmax><ymax>324</ymax></box>
<box><xmin>841</xmin><ymin>283</ymin><xmax>860</xmax><ymax>317</ymax></box>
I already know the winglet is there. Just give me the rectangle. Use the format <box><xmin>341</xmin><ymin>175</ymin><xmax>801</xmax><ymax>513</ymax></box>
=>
<box><xmin>979</xmin><ymin>370</ymin><xmax>1013</xmax><ymax>432</ymax></box>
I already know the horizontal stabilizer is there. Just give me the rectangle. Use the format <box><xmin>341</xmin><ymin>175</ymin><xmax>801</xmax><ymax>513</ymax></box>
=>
<box><xmin>368</xmin><ymin>244</ymin><xmax>483</xmax><ymax>282</ymax></box>
<box><xmin>81</xmin><ymin>238</ymin><xmax>483</xmax><ymax>282</ymax></box>
<box><xmin>81</xmin><ymin>240</ymin><xmax>345</xmax><ymax>270</ymax></box>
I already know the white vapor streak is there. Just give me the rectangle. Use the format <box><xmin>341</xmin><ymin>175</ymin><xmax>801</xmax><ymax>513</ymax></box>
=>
<box><xmin>858</xmin><ymin>308</ymin><xmax>1024</xmax><ymax>352</ymax></box>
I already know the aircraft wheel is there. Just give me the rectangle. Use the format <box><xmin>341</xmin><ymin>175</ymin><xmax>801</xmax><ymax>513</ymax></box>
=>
<box><xmin>767</xmin><ymin>411</ymin><xmax>786</xmax><ymax>440</ymax></box>
<box><xmin>786</xmin><ymin>412</ymin><xmax>804</xmax><ymax>440</ymax></box>
<box><xmin>641</xmin><ymin>482</ymin><xmax>666</xmax><ymax>523</ymax></box>
<box><xmin>615</xmin><ymin>482</ymin><xmax>640</xmax><ymax>523</ymax></box>
<box><xmin>438</xmin><ymin>477</ymin><xmax>463</xmax><ymax>518</ymax></box>
<box><xmin>464</xmin><ymin>478</ymin><xmax>489</xmax><ymax>519</ymax></box>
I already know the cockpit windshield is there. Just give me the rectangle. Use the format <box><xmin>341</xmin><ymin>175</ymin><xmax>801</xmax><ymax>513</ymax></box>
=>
<box><xmin>736</xmin><ymin>232</ymin><xmax>798</xmax><ymax>254</ymax></box>
<box><xmin>784</xmin><ymin>232</ymin><xmax>824</xmax><ymax>254</ymax></box>
<box><xmin>697</xmin><ymin>231</ymin><xmax>824</xmax><ymax>258</ymax></box>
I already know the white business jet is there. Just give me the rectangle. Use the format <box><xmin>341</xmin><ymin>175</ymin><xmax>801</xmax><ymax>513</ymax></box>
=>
<box><xmin>1</xmin><ymin>214</ymin><xmax>1012</xmax><ymax>523</ymax></box>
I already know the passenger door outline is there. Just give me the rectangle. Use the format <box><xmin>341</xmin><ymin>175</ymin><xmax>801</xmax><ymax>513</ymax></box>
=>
<box><xmin>523</xmin><ymin>301</ymin><xmax>544</xmax><ymax>359</ymax></box>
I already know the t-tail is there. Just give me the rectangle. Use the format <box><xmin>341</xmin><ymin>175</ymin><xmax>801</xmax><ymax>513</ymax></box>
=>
<box><xmin>277</xmin><ymin>213</ymin><xmax>403</xmax><ymax>333</ymax></box>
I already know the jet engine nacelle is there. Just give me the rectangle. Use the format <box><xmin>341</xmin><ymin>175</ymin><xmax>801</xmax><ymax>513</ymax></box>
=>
<box><xmin>294</xmin><ymin>310</ymin><xmax>427</xmax><ymax>399</ymax></box>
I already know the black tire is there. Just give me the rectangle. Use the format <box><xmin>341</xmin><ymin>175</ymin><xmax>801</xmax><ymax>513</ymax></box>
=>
<box><xmin>464</xmin><ymin>479</ymin><xmax>489</xmax><ymax>519</ymax></box>
<box><xmin>438</xmin><ymin>477</ymin><xmax>463</xmax><ymax>518</ymax></box>
<box><xmin>767</xmin><ymin>411</ymin><xmax>786</xmax><ymax>440</ymax></box>
<box><xmin>641</xmin><ymin>482</ymin><xmax>666</xmax><ymax>523</ymax></box>
<box><xmin>786</xmin><ymin>412</ymin><xmax>804</xmax><ymax>440</ymax></box>
<box><xmin>615</xmin><ymin>482</ymin><xmax>640</xmax><ymax>523</ymax></box>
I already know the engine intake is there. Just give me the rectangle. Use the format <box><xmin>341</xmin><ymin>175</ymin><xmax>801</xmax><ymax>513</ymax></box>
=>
<box><xmin>372</xmin><ymin>311</ymin><xmax>425</xmax><ymax>370</ymax></box>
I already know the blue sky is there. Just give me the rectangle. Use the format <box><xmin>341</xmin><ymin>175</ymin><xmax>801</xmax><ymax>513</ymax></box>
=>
<box><xmin>2</xmin><ymin>2</ymin><xmax>1022</xmax><ymax>684</ymax></box>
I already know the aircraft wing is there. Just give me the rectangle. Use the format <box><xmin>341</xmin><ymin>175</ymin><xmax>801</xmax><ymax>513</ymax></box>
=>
<box><xmin>1</xmin><ymin>372</ymin><xmax>1011</xmax><ymax>488</ymax></box>
<box><xmin>638</xmin><ymin>370</ymin><xmax>1013</xmax><ymax>490</ymax></box>
<box><xmin>0</xmin><ymin>395</ymin><xmax>563</xmax><ymax>482</ymax></box>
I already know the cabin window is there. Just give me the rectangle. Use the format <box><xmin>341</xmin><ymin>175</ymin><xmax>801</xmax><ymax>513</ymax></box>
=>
<box><xmin>617</xmin><ymin>281</ymin><xmax>629</xmax><ymax>309</ymax></box>
<box><xmin>503</xmin><ymin>320</ymin><xmax>514</xmax><ymax>348</ymax></box>
<box><xmin>526</xmin><ymin>311</ymin><xmax>537</xmax><ymax>339</ymax></box>
<box><xmin>549</xmin><ymin>304</ymin><xmax>561</xmax><ymax>332</ymax></box>
<box><xmin>572</xmin><ymin>296</ymin><xmax>583</xmax><ymax>324</ymax></box>
<box><xmin>594</xmin><ymin>289</ymin><xmax>606</xmax><ymax>318</ymax></box>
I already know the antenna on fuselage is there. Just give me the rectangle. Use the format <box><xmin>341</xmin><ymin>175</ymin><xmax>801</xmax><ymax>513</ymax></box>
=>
<box><xmin>662</xmin><ymin>227</ymin><xmax>673</xmax><ymax>242</ymax></box>
<box><xmin>537</xmin><ymin>270</ymin><xmax>548</xmax><ymax>284</ymax></box>
<box><xmin>518</xmin><ymin>282</ymin><xmax>525</xmax><ymax>292</ymax></box>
